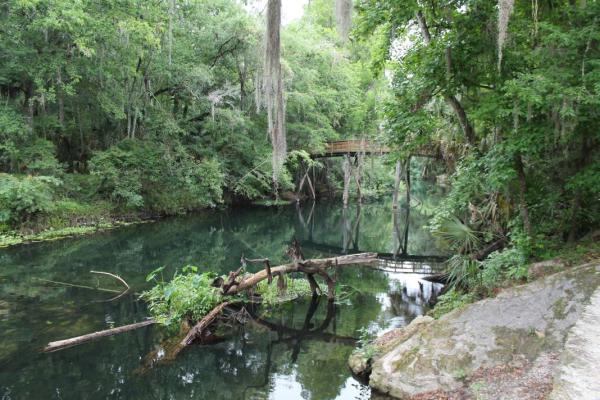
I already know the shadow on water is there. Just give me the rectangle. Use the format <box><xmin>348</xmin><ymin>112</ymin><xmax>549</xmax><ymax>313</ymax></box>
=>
<box><xmin>0</xmin><ymin>185</ymin><xmax>446</xmax><ymax>399</ymax></box>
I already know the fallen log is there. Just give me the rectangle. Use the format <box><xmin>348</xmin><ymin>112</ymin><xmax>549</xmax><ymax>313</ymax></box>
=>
<box><xmin>229</xmin><ymin>252</ymin><xmax>378</xmax><ymax>294</ymax></box>
<box><xmin>43</xmin><ymin>319</ymin><xmax>155</xmax><ymax>353</ymax></box>
<box><xmin>181</xmin><ymin>301</ymin><xmax>234</xmax><ymax>346</ymax></box>
<box><xmin>176</xmin><ymin>252</ymin><xmax>377</xmax><ymax>348</ymax></box>
<box><xmin>44</xmin><ymin>252</ymin><xmax>378</xmax><ymax>355</ymax></box>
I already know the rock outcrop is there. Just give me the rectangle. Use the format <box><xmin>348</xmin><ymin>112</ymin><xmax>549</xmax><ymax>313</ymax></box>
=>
<box><xmin>350</xmin><ymin>263</ymin><xmax>600</xmax><ymax>399</ymax></box>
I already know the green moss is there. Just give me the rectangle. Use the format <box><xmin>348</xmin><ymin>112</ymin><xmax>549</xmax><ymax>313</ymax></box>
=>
<box><xmin>0</xmin><ymin>219</ymin><xmax>145</xmax><ymax>248</ymax></box>
<box><xmin>489</xmin><ymin>327</ymin><xmax>546</xmax><ymax>362</ymax></box>
<box><xmin>392</xmin><ymin>345</ymin><xmax>421</xmax><ymax>371</ymax></box>
<box><xmin>255</xmin><ymin>276</ymin><xmax>313</xmax><ymax>306</ymax></box>
<box><xmin>552</xmin><ymin>298</ymin><xmax>568</xmax><ymax>320</ymax></box>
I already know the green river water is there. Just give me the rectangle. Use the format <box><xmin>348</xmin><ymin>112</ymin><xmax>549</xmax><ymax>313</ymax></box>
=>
<box><xmin>0</xmin><ymin>187</ymin><xmax>445</xmax><ymax>400</ymax></box>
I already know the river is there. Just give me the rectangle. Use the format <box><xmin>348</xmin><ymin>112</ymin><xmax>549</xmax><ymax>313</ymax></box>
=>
<box><xmin>0</xmin><ymin>185</ymin><xmax>446</xmax><ymax>399</ymax></box>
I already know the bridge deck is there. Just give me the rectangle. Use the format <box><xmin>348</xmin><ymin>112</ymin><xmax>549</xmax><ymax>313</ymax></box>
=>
<box><xmin>312</xmin><ymin>140</ymin><xmax>391</xmax><ymax>157</ymax></box>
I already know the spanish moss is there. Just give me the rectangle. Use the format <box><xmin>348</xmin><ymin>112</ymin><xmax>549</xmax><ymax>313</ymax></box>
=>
<box><xmin>264</xmin><ymin>0</ymin><xmax>287</xmax><ymax>192</ymax></box>
<box><xmin>497</xmin><ymin>0</ymin><xmax>514</xmax><ymax>71</ymax></box>
<box><xmin>335</xmin><ymin>0</ymin><xmax>353</xmax><ymax>41</ymax></box>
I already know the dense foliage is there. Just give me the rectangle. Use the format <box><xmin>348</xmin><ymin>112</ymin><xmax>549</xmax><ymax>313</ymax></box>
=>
<box><xmin>142</xmin><ymin>265</ymin><xmax>315</xmax><ymax>328</ymax></box>
<box><xmin>142</xmin><ymin>267</ymin><xmax>225</xmax><ymax>328</ymax></box>
<box><xmin>0</xmin><ymin>0</ymin><xmax>385</xmax><ymax>235</ymax></box>
<box><xmin>355</xmin><ymin>0</ymin><xmax>600</xmax><ymax>289</ymax></box>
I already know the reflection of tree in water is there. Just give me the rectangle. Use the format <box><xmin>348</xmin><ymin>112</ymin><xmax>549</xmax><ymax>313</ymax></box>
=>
<box><xmin>297</xmin><ymin>179</ymin><xmax>446</xmax><ymax>259</ymax></box>
<box><xmin>242</xmin><ymin>296</ymin><xmax>352</xmax><ymax>399</ymax></box>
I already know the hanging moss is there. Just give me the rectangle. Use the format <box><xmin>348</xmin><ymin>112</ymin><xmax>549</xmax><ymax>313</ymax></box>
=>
<box><xmin>264</xmin><ymin>0</ymin><xmax>287</xmax><ymax>192</ymax></box>
<box><xmin>497</xmin><ymin>0</ymin><xmax>515</xmax><ymax>71</ymax></box>
<box><xmin>335</xmin><ymin>0</ymin><xmax>353</xmax><ymax>41</ymax></box>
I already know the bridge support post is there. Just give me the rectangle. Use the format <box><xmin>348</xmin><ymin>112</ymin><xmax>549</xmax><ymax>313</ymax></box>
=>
<box><xmin>342</xmin><ymin>154</ymin><xmax>351</xmax><ymax>207</ymax></box>
<box><xmin>353</xmin><ymin>153</ymin><xmax>363</xmax><ymax>204</ymax></box>
<box><xmin>297</xmin><ymin>160</ymin><xmax>316</xmax><ymax>201</ymax></box>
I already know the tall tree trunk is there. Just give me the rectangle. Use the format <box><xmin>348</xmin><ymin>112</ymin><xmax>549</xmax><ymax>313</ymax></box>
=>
<box><xmin>264</xmin><ymin>0</ymin><xmax>287</xmax><ymax>195</ymax></box>
<box><xmin>335</xmin><ymin>0</ymin><xmax>353</xmax><ymax>41</ymax></box>
<box><xmin>56</xmin><ymin>67</ymin><xmax>65</xmax><ymax>127</ymax></box>
<box><xmin>403</xmin><ymin>158</ymin><xmax>411</xmax><ymax>255</ymax></box>
<box><xmin>168</xmin><ymin>0</ymin><xmax>175</xmax><ymax>66</ymax></box>
<box><xmin>392</xmin><ymin>160</ymin><xmax>402</xmax><ymax>210</ymax></box>
<box><xmin>353</xmin><ymin>153</ymin><xmax>363</xmax><ymax>204</ymax></box>
<box><xmin>515</xmin><ymin>154</ymin><xmax>532</xmax><ymax>236</ymax></box>
<box><xmin>568</xmin><ymin>138</ymin><xmax>591</xmax><ymax>242</ymax></box>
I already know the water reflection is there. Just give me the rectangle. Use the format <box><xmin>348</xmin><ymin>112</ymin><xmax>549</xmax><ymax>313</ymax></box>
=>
<box><xmin>0</xmin><ymin>194</ymin><xmax>446</xmax><ymax>399</ymax></box>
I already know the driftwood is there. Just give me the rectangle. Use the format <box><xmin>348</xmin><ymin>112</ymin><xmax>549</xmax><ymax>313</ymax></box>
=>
<box><xmin>43</xmin><ymin>249</ymin><xmax>377</xmax><ymax>355</ymax></box>
<box><xmin>181</xmin><ymin>301</ymin><xmax>234</xmax><ymax>346</ymax></box>
<box><xmin>173</xmin><ymin>251</ymin><xmax>376</xmax><ymax>352</ymax></box>
<box><xmin>90</xmin><ymin>270</ymin><xmax>130</xmax><ymax>291</ymax></box>
<box><xmin>37</xmin><ymin>278</ymin><xmax>122</xmax><ymax>294</ymax></box>
<box><xmin>43</xmin><ymin>319</ymin><xmax>155</xmax><ymax>352</ymax></box>
<box><xmin>227</xmin><ymin>253</ymin><xmax>377</xmax><ymax>294</ymax></box>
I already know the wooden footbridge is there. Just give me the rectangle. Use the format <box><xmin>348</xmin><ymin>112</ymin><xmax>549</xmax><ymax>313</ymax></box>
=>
<box><xmin>311</xmin><ymin>139</ymin><xmax>391</xmax><ymax>158</ymax></box>
<box><xmin>297</xmin><ymin>139</ymin><xmax>440</xmax><ymax>207</ymax></box>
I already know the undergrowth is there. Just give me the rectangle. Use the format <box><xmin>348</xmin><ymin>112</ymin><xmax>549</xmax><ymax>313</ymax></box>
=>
<box><xmin>142</xmin><ymin>268</ymin><xmax>317</xmax><ymax>329</ymax></box>
<box><xmin>255</xmin><ymin>276</ymin><xmax>313</xmax><ymax>306</ymax></box>
<box><xmin>429</xmin><ymin>289</ymin><xmax>475</xmax><ymax>319</ymax></box>
<box><xmin>141</xmin><ymin>267</ymin><xmax>226</xmax><ymax>329</ymax></box>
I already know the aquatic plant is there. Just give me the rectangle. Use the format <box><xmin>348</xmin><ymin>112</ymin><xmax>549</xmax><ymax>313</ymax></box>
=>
<box><xmin>255</xmin><ymin>276</ymin><xmax>313</xmax><ymax>306</ymax></box>
<box><xmin>141</xmin><ymin>268</ymin><xmax>226</xmax><ymax>329</ymax></box>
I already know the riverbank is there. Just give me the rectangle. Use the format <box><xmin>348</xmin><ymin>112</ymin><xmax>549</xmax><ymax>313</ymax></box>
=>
<box><xmin>0</xmin><ymin>197</ymin><xmax>302</xmax><ymax>248</ymax></box>
<box><xmin>349</xmin><ymin>256</ymin><xmax>600</xmax><ymax>399</ymax></box>
<box><xmin>0</xmin><ymin>219</ymin><xmax>153</xmax><ymax>248</ymax></box>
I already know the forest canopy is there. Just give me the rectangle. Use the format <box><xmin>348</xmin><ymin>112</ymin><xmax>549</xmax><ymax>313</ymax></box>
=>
<box><xmin>352</xmin><ymin>0</ymin><xmax>600</xmax><ymax>287</ymax></box>
<box><xmin>0</xmin><ymin>0</ymin><xmax>384</xmax><ymax>231</ymax></box>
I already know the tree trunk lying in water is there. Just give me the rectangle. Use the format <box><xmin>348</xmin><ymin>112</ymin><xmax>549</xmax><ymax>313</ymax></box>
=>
<box><xmin>43</xmin><ymin>250</ymin><xmax>378</xmax><ymax>354</ymax></box>
<box><xmin>44</xmin><ymin>319</ymin><xmax>156</xmax><ymax>352</ymax></box>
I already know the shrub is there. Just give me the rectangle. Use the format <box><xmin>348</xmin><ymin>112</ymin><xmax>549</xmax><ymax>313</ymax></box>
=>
<box><xmin>430</xmin><ymin>288</ymin><xmax>475</xmax><ymax>319</ymax></box>
<box><xmin>0</xmin><ymin>105</ymin><xmax>28</xmax><ymax>172</ymax></box>
<box><xmin>481</xmin><ymin>246</ymin><xmax>528</xmax><ymax>289</ymax></box>
<box><xmin>90</xmin><ymin>140</ymin><xmax>224</xmax><ymax>213</ymax></box>
<box><xmin>16</xmin><ymin>139</ymin><xmax>62</xmax><ymax>176</ymax></box>
<box><xmin>0</xmin><ymin>174</ymin><xmax>61</xmax><ymax>225</ymax></box>
<box><xmin>0</xmin><ymin>105</ymin><xmax>61</xmax><ymax>176</ymax></box>
<box><xmin>141</xmin><ymin>268</ymin><xmax>224</xmax><ymax>329</ymax></box>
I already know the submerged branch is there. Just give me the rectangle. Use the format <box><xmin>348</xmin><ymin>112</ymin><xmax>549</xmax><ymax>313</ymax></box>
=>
<box><xmin>181</xmin><ymin>301</ymin><xmax>234</xmax><ymax>346</ymax></box>
<box><xmin>37</xmin><ymin>278</ymin><xmax>122</xmax><ymax>294</ymax></box>
<box><xmin>43</xmin><ymin>319</ymin><xmax>155</xmax><ymax>353</ymax></box>
<box><xmin>90</xmin><ymin>270</ymin><xmax>130</xmax><ymax>291</ymax></box>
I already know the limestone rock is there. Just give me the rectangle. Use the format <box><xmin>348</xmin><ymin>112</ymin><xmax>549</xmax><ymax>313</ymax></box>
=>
<box><xmin>550</xmin><ymin>288</ymin><xmax>600</xmax><ymax>400</ymax></box>
<box><xmin>528</xmin><ymin>258</ymin><xmax>565</xmax><ymax>280</ymax></box>
<box><xmin>364</xmin><ymin>263</ymin><xmax>600</xmax><ymax>399</ymax></box>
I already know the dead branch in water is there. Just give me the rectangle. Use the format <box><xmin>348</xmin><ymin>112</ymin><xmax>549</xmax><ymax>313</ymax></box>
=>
<box><xmin>90</xmin><ymin>270</ymin><xmax>130</xmax><ymax>291</ymax></box>
<box><xmin>37</xmin><ymin>278</ymin><xmax>122</xmax><ymax>294</ymax></box>
<box><xmin>43</xmin><ymin>246</ymin><xmax>377</xmax><ymax>355</ymax></box>
<box><xmin>181</xmin><ymin>301</ymin><xmax>235</xmax><ymax>346</ymax></box>
<box><xmin>43</xmin><ymin>319</ymin><xmax>155</xmax><ymax>353</ymax></box>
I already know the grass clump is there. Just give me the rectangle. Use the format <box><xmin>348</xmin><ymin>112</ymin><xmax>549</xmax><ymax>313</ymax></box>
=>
<box><xmin>429</xmin><ymin>288</ymin><xmax>475</xmax><ymax>319</ymax></box>
<box><xmin>255</xmin><ymin>276</ymin><xmax>312</xmax><ymax>306</ymax></box>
